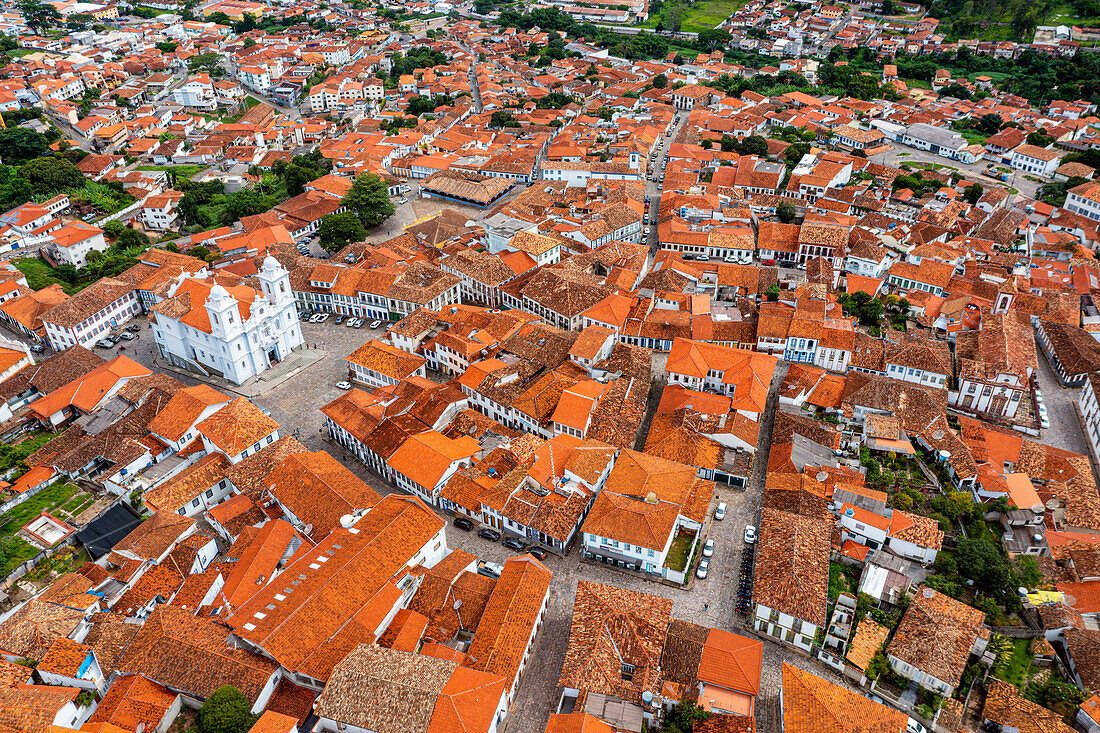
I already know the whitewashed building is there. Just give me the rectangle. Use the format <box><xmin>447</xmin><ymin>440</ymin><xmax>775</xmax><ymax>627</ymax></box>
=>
<box><xmin>151</xmin><ymin>257</ymin><xmax>304</xmax><ymax>385</ymax></box>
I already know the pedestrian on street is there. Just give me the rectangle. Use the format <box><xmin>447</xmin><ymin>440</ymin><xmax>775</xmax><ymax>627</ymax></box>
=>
<box><xmin>704</xmin><ymin>603</ymin><xmax>708</xmax><ymax>612</ymax></box>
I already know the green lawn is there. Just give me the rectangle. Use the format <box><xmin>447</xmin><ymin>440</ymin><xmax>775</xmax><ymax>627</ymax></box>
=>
<box><xmin>993</xmin><ymin>638</ymin><xmax>1032</xmax><ymax>689</ymax></box>
<box><xmin>958</xmin><ymin>129</ymin><xmax>989</xmax><ymax>145</ymax></box>
<box><xmin>641</xmin><ymin>0</ymin><xmax>751</xmax><ymax>31</ymax></box>
<box><xmin>664</xmin><ymin>531</ymin><xmax>696</xmax><ymax>572</ymax></box>
<box><xmin>13</xmin><ymin>257</ymin><xmax>69</xmax><ymax>292</ymax></box>
<box><xmin>1046</xmin><ymin>3</ymin><xmax>1100</xmax><ymax>26</ymax></box>
<box><xmin>0</xmin><ymin>483</ymin><xmax>95</xmax><ymax>579</ymax></box>
<box><xmin>0</xmin><ymin>484</ymin><xmax>83</xmax><ymax>538</ymax></box>
<box><xmin>680</xmin><ymin>0</ymin><xmax>751</xmax><ymax>32</ymax></box>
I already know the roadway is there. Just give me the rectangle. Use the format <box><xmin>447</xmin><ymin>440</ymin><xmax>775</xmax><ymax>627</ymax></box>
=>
<box><xmin>871</xmin><ymin>143</ymin><xmax>1041</xmax><ymax>201</ymax></box>
<box><xmin>645</xmin><ymin>112</ymin><xmax>689</xmax><ymax>265</ymax></box>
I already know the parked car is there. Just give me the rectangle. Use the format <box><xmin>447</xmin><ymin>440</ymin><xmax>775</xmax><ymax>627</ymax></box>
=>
<box><xmin>527</xmin><ymin>546</ymin><xmax>548</xmax><ymax>560</ymax></box>
<box><xmin>369</xmin><ymin>319</ymin><xmax>382</xmax><ymax>329</ymax></box>
<box><xmin>334</xmin><ymin>315</ymin><xmax>346</xmax><ymax>325</ymax></box>
<box><xmin>344</xmin><ymin>317</ymin><xmax>357</xmax><ymax>328</ymax></box>
<box><xmin>1039</xmin><ymin>403</ymin><xmax>1051</xmax><ymax>429</ymax></box>
<box><xmin>29</xmin><ymin>343</ymin><xmax>44</xmax><ymax>353</ymax></box>
<box><xmin>97</xmin><ymin>338</ymin><xmax>115</xmax><ymax>348</ymax></box>
<box><xmin>314</xmin><ymin>313</ymin><xmax>330</xmax><ymax>322</ymax></box>
<box><xmin>126</xmin><ymin>324</ymin><xmax>141</xmax><ymax>332</ymax></box>
<box><xmin>696</xmin><ymin>558</ymin><xmax>709</xmax><ymax>579</ymax></box>
<box><xmin>353</xmin><ymin>319</ymin><xmax>364</xmax><ymax>329</ymax></box>
<box><xmin>116</xmin><ymin>332</ymin><xmax>135</xmax><ymax>340</ymax></box>
<box><xmin>702</xmin><ymin>539</ymin><xmax>714</xmax><ymax>558</ymax></box>
<box><xmin>476</xmin><ymin>559</ymin><xmax>503</xmax><ymax>578</ymax></box>
<box><xmin>477</xmin><ymin>528</ymin><xmax>501</xmax><ymax>542</ymax></box>
<box><xmin>399</xmin><ymin>197</ymin><xmax>408</xmax><ymax>204</ymax></box>
<box><xmin>744</xmin><ymin>524</ymin><xmax>757</xmax><ymax>544</ymax></box>
<box><xmin>336</xmin><ymin>381</ymin><xmax>352</xmax><ymax>390</ymax></box>
<box><xmin>453</xmin><ymin>517</ymin><xmax>473</xmax><ymax>531</ymax></box>
<box><xmin>502</xmin><ymin>536</ymin><xmax>525</xmax><ymax>551</ymax></box>
<box><xmin>761</xmin><ymin>259</ymin><xmax>776</xmax><ymax>266</ymax></box>
<box><xmin>714</xmin><ymin>502</ymin><xmax>727</xmax><ymax>521</ymax></box>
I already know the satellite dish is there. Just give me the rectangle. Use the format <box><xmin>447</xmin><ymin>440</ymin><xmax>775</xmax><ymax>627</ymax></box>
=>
<box><xmin>932</xmin><ymin>430</ymin><xmax>944</xmax><ymax>440</ymax></box>
<box><xmin>816</xmin><ymin>471</ymin><xmax>828</xmax><ymax>482</ymax></box>
<box><xmin>339</xmin><ymin>514</ymin><xmax>355</xmax><ymax>528</ymax></box>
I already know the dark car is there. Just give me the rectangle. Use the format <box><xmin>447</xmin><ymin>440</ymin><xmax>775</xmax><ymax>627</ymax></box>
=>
<box><xmin>502</xmin><ymin>537</ymin><xmax>525</xmax><ymax>552</ymax></box>
<box><xmin>527</xmin><ymin>546</ymin><xmax>548</xmax><ymax>560</ymax></box>
<box><xmin>477</xmin><ymin>528</ymin><xmax>501</xmax><ymax>542</ymax></box>
<box><xmin>453</xmin><ymin>517</ymin><xmax>473</xmax><ymax>531</ymax></box>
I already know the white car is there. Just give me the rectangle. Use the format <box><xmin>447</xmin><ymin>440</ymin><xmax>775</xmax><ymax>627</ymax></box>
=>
<box><xmin>314</xmin><ymin>313</ymin><xmax>330</xmax><ymax>322</ymax></box>
<box><xmin>336</xmin><ymin>381</ymin><xmax>352</xmax><ymax>390</ymax></box>
<box><xmin>714</xmin><ymin>502</ymin><xmax>727</xmax><ymax>521</ymax></box>
<box><xmin>1038</xmin><ymin>404</ymin><xmax>1050</xmax><ymax>429</ymax></box>
<box><xmin>1035</xmin><ymin>391</ymin><xmax>1044</xmax><ymax>404</ymax></box>
<box><xmin>369</xmin><ymin>319</ymin><xmax>383</xmax><ymax>329</ymax></box>
<box><xmin>744</xmin><ymin>525</ymin><xmax>757</xmax><ymax>544</ymax></box>
<box><xmin>702</xmin><ymin>539</ymin><xmax>714</xmax><ymax>558</ymax></box>
<box><xmin>696</xmin><ymin>558</ymin><xmax>709</xmax><ymax>579</ymax></box>
<box><xmin>399</xmin><ymin>197</ymin><xmax>408</xmax><ymax>204</ymax></box>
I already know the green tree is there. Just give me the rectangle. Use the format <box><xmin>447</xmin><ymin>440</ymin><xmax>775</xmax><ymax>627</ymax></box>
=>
<box><xmin>785</xmin><ymin>142</ymin><xmax>811</xmax><ymax>168</ymax></box>
<box><xmin>939</xmin><ymin>82</ymin><xmax>971</xmax><ymax>100</ymax></box>
<box><xmin>661</xmin><ymin>5</ymin><xmax>682</xmax><ymax>32</ymax></box>
<box><xmin>18</xmin><ymin>157</ymin><xmax>85</xmax><ymax>196</ymax></box>
<box><xmin>197</xmin><ymin>686</ymin><xmax>256</xmax><ymax>733</ymax></box>
<box><xmin>490</xmin><ymin>110</ymin><xmax>519</xmax><ymax>128</ymax></box>
<box><xmin>222</xmin><ymin>189</ymin><xmax>268</xmax><ymax>223</ymax></box>
<box><xmin>117</xmin><ymin>228</ymin><xmax>149</xmax><ymax>250</ymax></box>
<box><xmin>776</xmin><ymin>200</ymin><xmax>796</xmax><ymax>223</ymax></box>
<box><xmin>660</xmin><ymin>701</ymin><xmax>708</xmax><ymax>733</ymax></box>
<box><xmin>318</xmin><ymin>212</ymin><xmax>366</xmax><ymax>250</ymax></box>
<box><xmin>738</xmin><ymin>135</ymin><xmax>769</xmax><ymax>157</ymax></box>
<box><xmin>978</xmin><ymin>113</ymin><xmax>1004</xmax><ymax>135</ymax></box>
<box><xmin>17</xmin><ymin>0</ymin><xmax>60</xmax><ymax>31</ymax></box>
<box><xmin>963</xmin><ymin>183</ymin><xmax>983</xmax><ymax>205</ymax></box>
<box><xmin>282</xmin><ymin>164</ymin><xmax>314</xmax><ymax>197</ymax></box>
<box><xmin>653</xmin><ymin>73</ymin><xmax>667</xmax><ymax>89</ymax></box>
<box><xmin>341</xmin><ymin>173</ymin><xmax>394</xmax><ymax>229</ymax></box>
<box><xmin>0</xmin><ymin>128</ymin><xmax>49</xmax><ymax>166</ymax></box>
<box><xmin>698</xmin><ymin>28</ymin><xmax>731</xmax><ymax>51</ymax></box>
<box><xmin>103</xmin><ymin>220</ymin><xmax>125</xmax><ymax>238</ymax></box>
<box><xmin>720</xmin><ymin>135</ymin><xmax>736</xmax><ymax>153</ymax></box>
<box><xmin>957</xmin><ymin>537</ymin><xmax>1011</xmax><ymax>594</ymax></box>
<box><xmin>1030</xmin><ymin>677</ymin><xmax>1086</xmax><ymax>721</ymax></box>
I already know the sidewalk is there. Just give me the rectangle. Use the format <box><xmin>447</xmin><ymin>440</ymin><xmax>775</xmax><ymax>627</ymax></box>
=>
<box><xmin>151</xmin><ymin>346</ymin><xmax>326</xmax><ymax>398</ymax></box>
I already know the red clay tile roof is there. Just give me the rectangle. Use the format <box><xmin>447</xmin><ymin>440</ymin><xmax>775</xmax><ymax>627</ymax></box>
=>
<box><xmin>465</xmin><ymin>555</ymin><xmax>551</xmax><ymax>691</ymax></box>
<box><xmin>558</xmin><ymin>580</ymin><xmax>672</xmax><ymax>706</ymax></box>
<box><xmin>227</xmin><ymin>495</ymin><xmax>444</xmax><ymax>682</ymax></box>
<box><xmin>781</xmin><ymin>663</ymin><xmax>905</xmax><ymax>732</ymax></box>
<box><xmin>196</xmin><ymin>397</ymin><xmax>279</xmax><ymax>456</ymax></box>
<box><xmin>116</xmin><ymin>607</ymin><xmax>278</xmax><ymax>704</ymax></box>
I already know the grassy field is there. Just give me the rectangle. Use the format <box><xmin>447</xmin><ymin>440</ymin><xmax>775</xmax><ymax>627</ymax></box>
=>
<box><xmin>1046</xmin><ymin>3</ymin><xmax>1100</xmax><ymax>26</ymax></box>
<box><xmin>0</xmin><ymin>483</ymin><xmax>95</xmax><ymax>578</ymax></box>
<box><xmin>642</xmin><ymin>0</ymin><xmax>750</xmax><ymax>31</ymax></box>
<box><xmin>958</xmin><ymin>129</ymin><xmax>989</xmax><ymax>145</ymax></box>
<box><xmin>680</xmin><ymin>0</ymin><xmax>750</xmax><ymax>31</ymax></box>
<box><xmin>664</xmin><ymin>531</ymin><xmax>695</xmax><ymax>572</ymax></box>
<box><xmin>11</xmin><ymin>258</ymin><xmax>82</xmax><ymax>294</ymax></box>
<box><xmin>993</xmin><ymin>638</ymin><xmax>1032</xmax><ymax>689</ymax></box>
